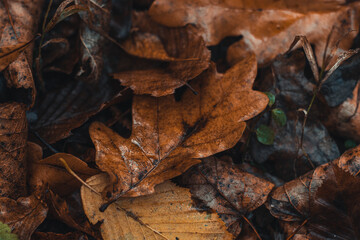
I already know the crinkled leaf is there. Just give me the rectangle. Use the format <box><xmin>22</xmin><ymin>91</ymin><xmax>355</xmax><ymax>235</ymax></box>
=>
<box><xmin>180</xmin><ymin>157</ymin><xmax>274</xmax><ymax>236</ymax></box>
<box><xmin>90</xmin><ymin>54</ymin><xmax>268</xmax><ymax>201</ymax></box>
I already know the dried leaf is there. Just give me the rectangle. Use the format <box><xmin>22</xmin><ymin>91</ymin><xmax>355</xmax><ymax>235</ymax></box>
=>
<box><xmin>47</xmin><ymin>191</ymin><xmax>97</xmax><ymax>237</ymax></box>
<box><xmin>149</xmin><ymin>0</ymin><xmax>360</xmax><ymax>66</ymax></box>
<box><xmin>307</xmin><ymin>165</ymin><xmax>360</xmax><ymax>239</ymax></box>
<box><xmin>0</xmin><ymin>0</ymin><xmax>45</xmax><ymax>107</ymax></box>
<box><xmin>266</xmin><ymin>145</ymin><xmax>360</xmax><ymax>222</ymax></box>
<box><xmin>89</xmin><ymin>54</ymin><xmax>268</xmax><ymax>201</ymax></box>
<box><xmin>29</xmin><ymin>153</ymin><xmax>99</xmax><ymax>196</ymax></box>
<box><xmin>0</xmin><ymin>103</ymin><xmax>27</xmax><ymax>199</ymax></box>
<box><xmin>0</xmin><ymin>39</ymin><xmax>35</xmax><ymax>72</ymax></box>
<box><xmin>81</xmin><ymin>174</ymin><xmax>233</xmax><ymax>240</ymax></box>
<box><xmin>76</xmin><ymin>0</ymin><xmax>111</xmax><ymax>84</ymax></box>
<box><xmin>29</xmin><ymin>75</ymin><xmax>121</xmax><ymax>143</ymax></box>
<box><xmin>113</xmin><ymin>12</ymin><xmax>210</xmax><ymax>97</ymax></box>
<box><xmin>180</xmin><ymin>157</ymin><xmax>274</xmax><ymax>236</ymax></box>
<box><xmin>0</xmin><ymin>194</ymin><xmax>48</xmax><ymax>240</ymax></box>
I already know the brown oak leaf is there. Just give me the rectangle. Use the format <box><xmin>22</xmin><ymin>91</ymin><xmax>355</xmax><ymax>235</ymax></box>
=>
<box><xmin>113</xmin><ymin>11</ymin><xmax>210</xmax><ymax>96</ymax></box>
<box><xmin>149</xmin><ymin>0</ymin><xmax>360</xmax><ymax>66</ymax></box>
<box><xmin>89</xmin><ymin>53</ymin><xmax>268</xmax><ymax>202</ymax></box>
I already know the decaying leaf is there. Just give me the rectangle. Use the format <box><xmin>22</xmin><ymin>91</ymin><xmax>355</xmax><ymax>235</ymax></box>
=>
<box><xmin>29</xmin><ymin>75</ymin><xmax>121</xmax><ymax>143</ymax></box>
<box><xmin>113</xmin><ymin>11</ymin><xmax>210</xmax><ymax>96</ymax></box>
<box><xmin>76</xmin><ymin>0</ymin><xmax>111</xmax><ymax>84</ymax></box>
<box><xmin>0</xmin><ymin>0</ymin><xmax>45</xmax><ymax>107</ymax></box>
<box><xmin>29</xmin><ymin>151</ymin><xmax>99</xmax><ymax>196</ymax></box>
<box><xmin>81</xmin><ymin>174</ymin><xmax>233</xmax><ymax>240</ymax></box>
<box><xmin>0</xmin><ymin>103</ymin><xmax>28</xmax><ymax>199</ymax></box>
<box><xmin>89</xmin><ymin>53</ymin><xmax>268</xmax><ymax>202</ymax></box>
<box><xmin>266</xmin><ymin>145</ymin><xmax>360</xmax><ymax>239</ymax></box>
<box><xmin>47</xmin><ymin>190</ymin><xmax>97</xmax><ymax>237</ymax></box>
<box><xmin>180</xmin><ymin>157</ymin><xmax>274</xmax><ymax>237</ymax></box>
<box><xmin>149</xmin><ymin>0</ymin><xmax>360</xmax><ymax>66</ymax></box>
<box><xmin>0</xmin><ymin>194</ymin><xmax>47</xmax><ymax>240</ymax></box>
<box><xmin>0</xmin><ymin>39</ymin><xmax>36</xmax><ymax>72</ymax></box>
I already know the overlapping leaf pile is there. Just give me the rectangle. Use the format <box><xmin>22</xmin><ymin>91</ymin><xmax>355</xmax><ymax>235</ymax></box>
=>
<box><xmin>1</xmin><ymin>0</ymin><xmax>360</xmax><ymax>239</ymax></box>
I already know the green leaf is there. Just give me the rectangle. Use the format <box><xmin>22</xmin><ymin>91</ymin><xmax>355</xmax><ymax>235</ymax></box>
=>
<box><xmin>265</xmin><ymin>92</ymin><xmax>275</xmax><ymax>107</ymax></box>
<box><xmin>0</xmin><ymin>222</ymin><xmax>18</xmax><ymax>240</ymax></box>
<box><xmin>256</xmin><ymin>124</ymin><xmax>275</xmax><ymax>145</ymax></box>
<box><xmin>344</xmin><ymin>139</ymin><xmax>357</xmax><ymax>149</ymax></box>
<box><xmin>271</xmin><ymin>108</ymin><xmax>287</xmax><ymax>126</ymax></box>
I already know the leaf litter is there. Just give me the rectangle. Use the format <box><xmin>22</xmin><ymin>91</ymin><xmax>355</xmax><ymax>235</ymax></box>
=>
<box><xmin>1</xmin><ymin>0</ymin><xmax>360</xmax><ymax>239</ymax></box>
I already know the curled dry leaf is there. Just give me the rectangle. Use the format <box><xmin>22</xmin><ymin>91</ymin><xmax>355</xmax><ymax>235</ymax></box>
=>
<box><xmin>47</xmin><ymin>191</ymin><xmax>97</xmax><ymax>237</ymax></box>
<box><xmin>266</xmin><ymin>145</ymin><xmax>360</xmax><ymax>239</ymax></box>
<box><xmin>0</xmin><ymin>103</ymin><xmax>27</xmax><ymax>199</ymax></box>
<box><xmin>89</xmin><ymin>53</ymin><xmax>268</xmax><ymax>201</ymax></box>
<box><xmin>29</xmin><ymin>152</ymin><xmax>99</xmax><ymax>196</ymax></box>
<box><xmin>180</xmin><ymin>157</ymin><xmax>274</xmax><ymax>237</ymax></box>
<box><xmin>113</xmin><ymin>12</ymin><xmax>210</xmax><ymax>96</ymax></box>
<box><xmin>81</xmin><ymin>174</ymin><xmax>233</xmax><ymax>240</ymax></box>
<box><xmin>0</xmin><ymin>0</ymin><xmax>45</xmax><ymax>107</ymax></box>
<box><xmin>0</xmin><ymin>194</ymin><xmax>47</xmax><ymax>240</ymax></box>
<box><xmin>149</xmin><ymin>0</ymin><xmax>360</xmax><ymax>66</ymax></box>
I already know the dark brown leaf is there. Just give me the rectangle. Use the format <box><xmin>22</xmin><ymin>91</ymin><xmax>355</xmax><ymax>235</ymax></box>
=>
<box><xmin>0</xmin><ymin>103</ymin><xmax>27</xmax><ymax>199</ymax></box>
<box><xmin>180</xmin><ymin>156</ymin><xmax>274</xmax><ymax>237</ymax></box>
<box><xmin>31</xmin><ymin>231</ymin><xmax>88</xmax><ymax>240</ymax></box>
<box><xmin>0</xmin><ymin>194</ymin><xmax>48</xmax><ymax>240</ymax></box>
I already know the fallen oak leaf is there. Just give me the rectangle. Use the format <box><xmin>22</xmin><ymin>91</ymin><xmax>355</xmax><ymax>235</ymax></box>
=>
<box><xmin>81</xmin><ymin>174</ymin><xmax>233</xmax><ymax>240</ymax></box>
<box><xmin>113</xmin><ymin>11</ymin><xmax>210</xmax><ymax>97</ymax></box>
<box><xmin>180</xmin><ymin>156</ymin><xmax>275</xmax><ymax>237</ymax></box>
<box><xmin>31</xmin><ymin>231</ymin><xmax>88</xmax><ymax>240</ymax></box>
<box><xmin>90</xmin><ymin>53</ymin><xmax>268</xmax><ymax>206</ymax></box>
<box><xmin>149</xmin><ymin>0</ymin><xmax>360</xmax><ymax>66</ymax></box>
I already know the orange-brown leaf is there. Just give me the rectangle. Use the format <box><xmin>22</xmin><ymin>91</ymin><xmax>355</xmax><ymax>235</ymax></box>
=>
<box><xmin>149</xmin><ymin>0</ymin><xmax>360</xmax><ymax>66</ymax></box>
<box><xmin>29</xmin><ymin>153</ymin><xmax>99</xmax><ymax>196</ymax></box>
<box><xmin>113</xmin><ymin>12</ymin><xmax>210</xmax><ymax>96</ymax></box>
<box><xmin>90</xmin><ymin>53</ymin><xmax>268</xmax><ymax>201</ymax></box>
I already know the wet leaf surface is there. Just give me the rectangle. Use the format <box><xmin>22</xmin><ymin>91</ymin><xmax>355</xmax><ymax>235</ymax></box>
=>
<box><xmin>180</xmin><ymin>157</ymin><xmax>274</xmax><ymax>237</ymax></box>
<box><xmin>267</xmin><ymin>147</ymin><xmax>360</xmax><ymax>239</ymax></box>
<box><xmin>113</xmin><ymin>12</ymin><xmax>210</xmax><ymax>96</ymax></box>
<box><xmin>90</xmin><ymin>54</ymin><xmax>268</xmax><ymax>201</ymax></box>
<box><xmin>81</xmin><ymin>174</ymin><xmax>233</xmax><ymax>240</ymax></box>
<box><xmin>149</xmin><ymin>0</ymin><xmax>360</xmax><ymax>66</ymax></box>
